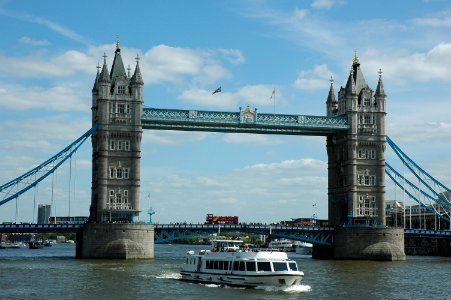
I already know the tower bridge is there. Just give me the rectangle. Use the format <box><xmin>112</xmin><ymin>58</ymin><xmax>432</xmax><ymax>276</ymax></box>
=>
<box><xmin>80</xmin><ymin>42</ymin><xmax>405</xmax><ymax>260</ymax></box>
<box><xmin>3</xmin><ymin>41</ymin><xmax>450</xmax><ymax>259</ymax></box>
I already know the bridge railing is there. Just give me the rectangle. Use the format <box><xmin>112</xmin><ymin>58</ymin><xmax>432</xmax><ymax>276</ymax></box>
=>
<box><xmin>141</xmin><ymin>107</ymin><xmax>349</xmax><ymax>135</ymax></box>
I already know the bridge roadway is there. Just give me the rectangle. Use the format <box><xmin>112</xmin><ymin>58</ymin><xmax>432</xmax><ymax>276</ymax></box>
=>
<box><xmin>1</xmin><ymin>223</ymin><xmax>450</xmax><ymax>245</ymax></box>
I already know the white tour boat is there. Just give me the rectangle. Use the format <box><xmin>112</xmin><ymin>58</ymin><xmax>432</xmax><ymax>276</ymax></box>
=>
<box><xmin>295</xmin><ymin>242</ymin><xmax>313</xmax><ymax>255</ymax></box>
<box><xmin>180</xmin><ymin>240</ymin><xmax>304</xmax><ymax>287</ymax></box>
<box><xmin>268</xmin><ymin>239</ymin><xmax>295</xmax><ymax>251</ymax></box>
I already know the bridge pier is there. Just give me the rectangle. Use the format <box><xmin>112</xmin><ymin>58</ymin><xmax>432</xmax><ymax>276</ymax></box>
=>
<box><xmin>313</xmin><ymin>227</ymin><xmax>405</xmax><ymax>260</ymax></box>
<box><xmin>76</xmin><ymin>223</ymin><xmax>154</xmax><ymax>259</ymax></box>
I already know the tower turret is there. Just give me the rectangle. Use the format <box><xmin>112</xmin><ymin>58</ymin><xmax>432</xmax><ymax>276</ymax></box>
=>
<box><xmin>326</xmin><ymin>76</ymin><xmax>338</xmax><ymax>116</ymax></box>
<box><xmin>90</xmin><ymin>41</ymin><xmax>143</xmax><ymax>223</ymax></box>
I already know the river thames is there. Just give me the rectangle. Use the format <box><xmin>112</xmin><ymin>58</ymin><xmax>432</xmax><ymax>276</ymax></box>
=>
<box><xmin>0</xmin><ymin>243</ymin><xmax>449</xmax><ymax>299</ymax></box>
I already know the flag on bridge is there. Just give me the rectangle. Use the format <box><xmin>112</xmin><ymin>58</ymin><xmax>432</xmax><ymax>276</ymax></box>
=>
<box><xmin>269</xmin><ymin>88</ymin><xmax>275</xmax><ymax>102</ymax></box>
<box><xmin>212</xmin><ymin>86</ymin><xmax>222</xmax><ymax>95</ymax></box>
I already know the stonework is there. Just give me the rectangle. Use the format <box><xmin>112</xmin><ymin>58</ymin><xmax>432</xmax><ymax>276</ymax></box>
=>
<box><xmin>90</xmin><ymin>43</ymin><xmax>143</xmax><ymax>224</ymax></box>
<box><xmin>324</xmin><ymin>54</ymin><xmax>406</xmax><ymax>260</ymax></box>
<box><xmin>326</xmin><ymin>55</ymin><xmax>387</xmax><ymax>227</ymax></box>
<box><xmin>78</xmin><ymin>42</ymin><xmax>150</xmax><ymax>259</ymax></box>
<box><xmin>76</xmin><ymin>223</ymin><xmax>154</xmax><ymax>259</ymax></box>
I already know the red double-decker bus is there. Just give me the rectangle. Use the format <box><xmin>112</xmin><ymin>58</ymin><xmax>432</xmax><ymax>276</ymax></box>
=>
<box><xmin>205</xmin><ymin>214</ymin><xmax>239</xmax><ymax>224</ymax></box>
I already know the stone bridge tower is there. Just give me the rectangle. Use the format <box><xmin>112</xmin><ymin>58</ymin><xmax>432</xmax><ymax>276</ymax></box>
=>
<box><xmin>77</xmin><ymin>40</ymin><xmax>153</xmax><ymax>259</ymax></box>
<box><xmin>320</xmin><ymin>54</ymin><xmax>405</xmax><ymax>260</ymax></box>
<box><xmin>90</xmin><ymin>40</ymin><xmax>143</xmax><ymax>223</ymax></box>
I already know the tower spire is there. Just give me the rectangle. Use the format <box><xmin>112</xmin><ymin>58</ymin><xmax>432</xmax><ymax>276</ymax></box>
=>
<box><xmin>375</xmin><ymin>68</ymin><xmax>386</xmax><ymax>97</ymax></box>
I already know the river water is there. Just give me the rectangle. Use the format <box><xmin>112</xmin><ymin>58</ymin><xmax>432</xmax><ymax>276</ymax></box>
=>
<box><xmin>0</xmin><ymin>243</ymin><xmax>450</xmax><ymax>299</ymax></box>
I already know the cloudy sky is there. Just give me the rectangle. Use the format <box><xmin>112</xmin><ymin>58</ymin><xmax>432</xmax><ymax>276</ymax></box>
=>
<box><xmin>0</xmin><ymin>0</ymin><xmax>450</xmax><ymax>224</ymax></box>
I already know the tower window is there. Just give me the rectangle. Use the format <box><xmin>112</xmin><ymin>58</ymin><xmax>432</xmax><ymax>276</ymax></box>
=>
<box><xmin>124</xmin><ymin>141</ymin><xmax>130</xmax><ymax>151</ymax></box>
<box><xmin>116</xmin><ymin>168</ymin><xmax>123</xmax><ymax>179</ymax></box>
<box><xmin>357</xmin><ymin>195</ymin><xmax>377</xmax><ymax>216</ymax></box>
<box><xmin>358</xmin><ymin>175</ymin><xmax>376</xmax><ymax>186</ymax></box>
<box><xmin>358</xmin><ymin>148</ymin><xmax>376</xmax><ymax>159</ymax></box>
<box><xmin>118</xmin><ymin>85</ymin><xmax>125</xmax><ymax>94</ymax></box>
<box><xmin>117</xmin><ymin>104</ymin><xmax>125</xmax><ymax>114</ymax></box>
<box><xmin>110</xmin><ymin>140</ymin><xmax>115</xmax><ymax>150</ymax></box>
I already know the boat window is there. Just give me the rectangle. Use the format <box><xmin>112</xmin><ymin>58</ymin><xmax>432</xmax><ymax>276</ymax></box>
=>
<box><xmin>239</xmin><ymin>261</ymin><xmax>246</xmax><ymax>271</ymax></box>
<box><xmin>219</xmin><ymin>260</ymin><xmax>224</xmax><ymax>270</ymax></box>
<box><xmin>257</xmin><ymin>261</ymin><xmax>272</xmax><ymax>272</ymax></box>
<box><xmin>224</xmin><ymin>261</ymin><xmax>229</xmax><ymax>270</ymax></box>
<box><xmin>273</xmin><ymin>262</ymin><xmax>288</xmax><ymax>271</ymax></box>
<box><xmin>288</xmin><ymin>262</ymin><xmax>298</xmax><ymax>271</ymax></box>
<box><xmin>214</xmin><ymin>260</ymin><xmax>219</xmax><ymax>270</ymax></box>
<box><xmin>246</xmin><ymin>261</ymin><xmax>256</xmax><ymax>272</ymax></box>
<box><xmin>232</xmin><ymin>261</ymin><xmax>245</xmax><ymax>271</ymax></box>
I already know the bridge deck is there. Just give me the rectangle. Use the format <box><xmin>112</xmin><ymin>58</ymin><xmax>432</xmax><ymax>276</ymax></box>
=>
<box><xmin>141</xmin><ymin>107</ymin><xmax>349</xmax><ymax>135</ymax></box>
<box><xmin>1</xmin><ymin>224</ymin><xmax>448</xmax><ymax>244</ymax></box>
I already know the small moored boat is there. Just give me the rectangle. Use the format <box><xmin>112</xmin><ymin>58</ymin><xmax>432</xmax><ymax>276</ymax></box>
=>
<box><xmin>180</xmin><ymin>240</ymin><xmax>304</xmax><ymax>288</ymax></box>
<box><xmin>29</xmin><ymin>240</ymin><xmax>44</xmax><ymax>249</ymax></box>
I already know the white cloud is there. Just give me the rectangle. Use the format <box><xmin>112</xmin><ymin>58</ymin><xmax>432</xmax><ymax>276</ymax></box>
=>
<box><xmin>413</xmin><ymin>16</ymin><xmax>451</xmax><ymax>27</ymax></box>
<box><xmin>388</xmin><ymin>121</ymin><xmax>451</xmax><ymax>143</ymax></box>
<box><xmin>0</xmin><ymin>8</ymin><xmax>89</xmax><ymax>45</ymax></box>
<box><xmin>19</xmin><ymin>36</ymin><xmax>50</xmax><ymax>46</ymax></box>
<box><xmin>311</xmin><ymin>0</ymin><xmax>337</xmax><ymax>9</ymax></box>
<box><xmin>143</xmin><ymin>157</ymin><xmax>328</xmax><ymax>223</ymax></box>
<box><xmin>178</xmin><ymin>84</ymin><xmax>281</xmax><ymax>109</ymax></box>
<box><xmin>293</xmin><ymin>64</ymin><xmax>334</xmax><ymax>90</ymax></box>
<box><xmin>142</xmin><ymin>130</ymin><xmax>209</xmax><ymax>145</ymax></box>
<box><xmin>293</xmin><ymin>8</ymin><xmax>308</xmax><ymax>20</ymax></box>
<box><xmin>223</xmin><ymin>133</ymin><xmax>283</xmax><ymax>145</ymax></box>
<box><xmin>0</xmin><ymin>83</ymin><xmax>90</xmax><ymax>111</ymax></box>
<box><xmin>243</xmin><ymin>158</ymin><xmax>325</xmax><ymax>171</ymax></box>
<box><xmin>364</xmin><ymin>43</ymin><xmax>451</xmax><ymax>85</ymax></box>
<box><xmin>218</xmin><ymin>48</ymin><xmax>245</xmax><ymax>64</ymax></box>
<box><xmin>141</xmin><ymin>45</ymin><xmax>233</xmax><ymax>86</ymax></box>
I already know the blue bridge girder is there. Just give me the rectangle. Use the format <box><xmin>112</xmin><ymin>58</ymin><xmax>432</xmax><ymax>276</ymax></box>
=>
<box><xmin>141</xmin><ymin>107</ymin><xmax>349</xmax><ymax>136</ymax></box>
<box><xmin>1</xmin><ymin>224</ymin><xmax>450</xmax><ymax>244</ymax></box>
<box><xmin>154</xmin><ymin>224</ymin><xmax>335</xmax><ymax>246</ymax></box>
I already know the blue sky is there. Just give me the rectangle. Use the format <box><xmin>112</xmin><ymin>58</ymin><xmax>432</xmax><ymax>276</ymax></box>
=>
<box><xmin>0</xmin><ymin>0</ymin><xmax>450</xmax><ymax>224</ymax></box>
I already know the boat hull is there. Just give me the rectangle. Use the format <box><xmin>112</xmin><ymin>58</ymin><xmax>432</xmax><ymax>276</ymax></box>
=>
<box><xmin>180</xmin><ymin>271</ymin><xmax>303</xmax><ymax>287</ymax></box>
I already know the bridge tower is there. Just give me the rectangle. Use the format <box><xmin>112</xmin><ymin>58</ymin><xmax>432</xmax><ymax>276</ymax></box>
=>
<box><xmin>320</xmin><ymin>54</ymin><xmax>405</xmax><ymax>260</ymax></box>
<box><xmin>76</xmin><ymin>40</ymin><xmax>154</xmax><ymax>259</ymax></box>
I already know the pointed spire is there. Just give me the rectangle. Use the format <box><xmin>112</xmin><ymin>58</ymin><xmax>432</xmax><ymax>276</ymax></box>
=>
<box><xmin>375</xmin><ymin>68</ymin><xmax>386</xmax><ymax>97</ymax></box>
<box><xmin>352</xmin><ymin>49</ymin><xmax>360</xmax><ymax>66</ymax></box>
<box><xmin>131</xmin><ymin>53</ymin><xmax>144</xmax><ymax>85</ymax></box>
<box><xmin>345</xmin><ymin>67</ymin><xmax>356</xmax><ymax>95</ymax></box>
<box><xmin>92</xmin><ymin>63</ymin><xmax>101</xmax><ymax>91</ymax></box>
<box><xmin>327</xmin><ymin>76</ymin><xmax>337</xmax><ymax>104</ymax></box>
<box><xmin>110</xmin><ymin>37</ymin><xmax>127</xmax><ymax>80</ymax></box>
<box><xmin>116</xmin><ymin>33</ymin><xmax>120</xmax><ymax>50</ymax></box>
<box><xmin>99</xmin><ymin>52</ymin><xmax>110</xmax><ymax>82</ymax></box>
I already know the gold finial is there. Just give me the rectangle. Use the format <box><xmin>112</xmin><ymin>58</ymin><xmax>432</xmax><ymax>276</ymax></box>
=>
<box><xmin>378</xmin><ymin>68</ymin><xmax>383</xmax><ymax>77</ymax></box>
<box><xmin>116</xmin><ymin>34</ymin><xmax>120</xmax><ymax>50</ymax></box>
<box><xmin>330</xmin><ymin>75</ymin><xmax>334</xmax><ymax>85</ymax></box>
<box><xmin>352</xmin><ymin>49</ymin><xmax>359</xmax><ymax>65</ymax></box>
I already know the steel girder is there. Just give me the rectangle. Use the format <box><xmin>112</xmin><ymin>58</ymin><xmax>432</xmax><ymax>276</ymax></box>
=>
<box><xmin>142</xmin><ymin>107</ymin><xmax>348</xmax><ymax>136</ymax></box>
<box><xmin>154</xmin><ymin>224</ymin><xmax>334</xmax><ymax>245</ymax></box>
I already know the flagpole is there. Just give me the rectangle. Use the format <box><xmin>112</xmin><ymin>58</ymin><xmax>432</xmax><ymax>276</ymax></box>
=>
<box><xmin>273</xmin><ymin>89</ymin><xmax>275</xmax><ymax>114</ymax></box>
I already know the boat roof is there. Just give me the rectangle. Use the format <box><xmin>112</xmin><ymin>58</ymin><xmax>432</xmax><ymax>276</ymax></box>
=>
<box><xmin>212</xmin><ymin>239</ymin><xmax>243</xmax><ymax>243</ymax></box>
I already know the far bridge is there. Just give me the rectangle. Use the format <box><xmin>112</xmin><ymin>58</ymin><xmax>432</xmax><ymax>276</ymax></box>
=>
<box><xmin>2</xmin><ymin>223</ymin><xmax>450</xmax><ymax>246</ymax></box>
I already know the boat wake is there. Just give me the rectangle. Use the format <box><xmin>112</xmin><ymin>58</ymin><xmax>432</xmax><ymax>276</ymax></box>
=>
<box><xmin>155</xmin><ymin>272</ymin><xmax>182</xmax><ymax>280</ymax></box>
<box><xmin>255</xmin><ymin>284</ymin><xmax>312</xmax><ymax>293</ymax></box>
